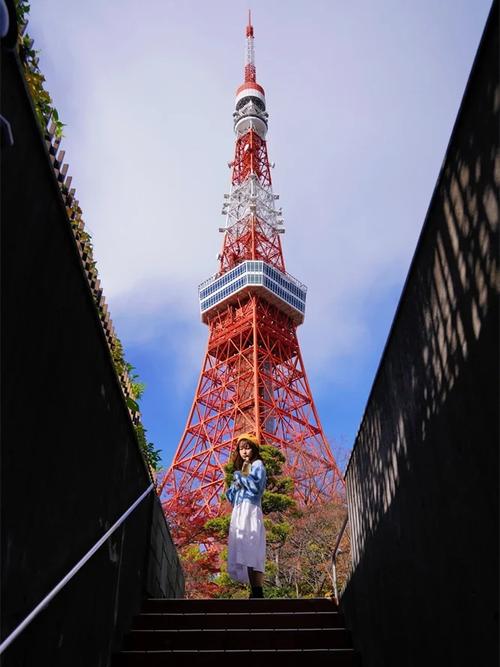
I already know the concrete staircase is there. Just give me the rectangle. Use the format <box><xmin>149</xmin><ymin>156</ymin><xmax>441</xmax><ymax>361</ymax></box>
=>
<box><xmin>113</xmin><ymin>597</ymin><xmax>360</xmax><ymax>665</ymax></box>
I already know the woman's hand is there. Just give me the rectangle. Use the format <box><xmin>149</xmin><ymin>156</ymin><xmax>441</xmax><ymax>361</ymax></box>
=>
<box><xmin>231</xmin><ymin>460</ymin><xmax>266</xmax><ymax>497</ymax></box>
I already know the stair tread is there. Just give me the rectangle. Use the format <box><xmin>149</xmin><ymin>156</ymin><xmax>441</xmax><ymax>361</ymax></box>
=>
<box><xmin>134</xmin><ymin>610</ymin><xmax>345</xmax><ymax>630</ymax></box>
<box><xmin>144</xmin><ymin>598</ymin><xmax>336</xmax><ymax>603</ymax></box>
<box><xmin>130</xmin><ymin>628</ymin><xmax>348</xmax><ymax>632</ymax></box>
<box><xmin>114</xmin><ymin>598</ymin><xmax>357</xmax><ymax>665</ymax></box>
<box><xmin>123</xmin><ymin>626</ymin><xmax>351</xmax><ymax>650</ymax></box>
<box><xmin>138</xmin><ymin>611</ymin><xmax>341</xmax><ymax>615</ymax></box>
<box><xmin>119</xmin><ymin>648</ymin><xmax>356</xmax><ymax>653</ymax></box>
<box><xmin>114</xmin><ymin>649</ymin><xmax>359</xmax><ymax>666</ymax></box>
<box><xmin>143</xmin><ymin>599</ymin><xmax>338</xmax><ymax>612</ymax></box>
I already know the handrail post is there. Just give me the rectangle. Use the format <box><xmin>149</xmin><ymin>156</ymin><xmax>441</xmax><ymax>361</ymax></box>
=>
<box><xmin>332</xmin><ymin>558</ymin><xmax>339</xmax><ymax>605</ymax></box>
<box><xmin>331</xmin><ymin>514</ymin><xmax>349</xmax><ymax>605</ymax></box>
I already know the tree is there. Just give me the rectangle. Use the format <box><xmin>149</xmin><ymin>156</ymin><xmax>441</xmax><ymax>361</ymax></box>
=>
<box><xmin>178</xmin><ymin>545</ymin><xmax>220</xmax><ymax>599</ymax></box>
<box><xmin>259</xmin><ymin>445</ymin><xmax>296</xmax><ymax>592</ymax></box>
<box><xmin>164</xmin><ymin>494</ymin><xmax>220</xmax><ymax>599</ymax></box>
<box><xmin>172</xmin><ymin>448</ymin><xmax>350</xmax><ymax>599</ymax></box>
<box><xmin>277</xmin><ymin>500</ymin><xmax>350</xmax><ymax>598</ymax></box>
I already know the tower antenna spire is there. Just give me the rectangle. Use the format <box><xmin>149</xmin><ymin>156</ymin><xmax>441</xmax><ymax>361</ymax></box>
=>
<box><xmin>247</xmin><ymin>9</ymin><xmax>253</xmax><ymax>36</ymax></box>
<box><xmin>245</xmin><ymin>9</ymin><xmax>256</xmax><ymax>83</ymax></box>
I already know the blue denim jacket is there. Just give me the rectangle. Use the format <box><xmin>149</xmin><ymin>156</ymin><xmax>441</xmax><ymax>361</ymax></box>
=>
<box><xmin>226</xmin><ymin>459</ymin><xmax>266</xmax><ymax>507</ymax></box>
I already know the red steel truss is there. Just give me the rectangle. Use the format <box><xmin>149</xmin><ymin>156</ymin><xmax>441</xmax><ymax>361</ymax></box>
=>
<box><xmin>158</xmin><ymin>15</ymin><xmax>344</xmax><ymax>520</ymax></box>
<box><xmin>159</xmin><ymin>297</ymin><xmax>343</xmax><ymax>516</ymax></box>
<box><xmin>231</xmin><ymin>129</ymin><xmax>272</xmax><ymax>187</ymax></box>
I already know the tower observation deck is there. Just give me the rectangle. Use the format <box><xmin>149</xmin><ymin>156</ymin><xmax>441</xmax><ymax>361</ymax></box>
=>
<box><xmin>159</xmin><ymin>14</ymin><xmax>344</xmax><ymax>518</ymax></box>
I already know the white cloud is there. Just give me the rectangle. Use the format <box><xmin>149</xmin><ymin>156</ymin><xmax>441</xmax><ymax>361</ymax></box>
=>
<box><xmin>29</xmin><ymin>0</ymin><xmax>491</xmax><ymax>399</ymax></box>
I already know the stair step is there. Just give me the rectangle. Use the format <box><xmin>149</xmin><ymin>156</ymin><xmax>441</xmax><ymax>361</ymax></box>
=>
<box><xmin>134</xmin><ymin>610</ymin><xmax>345</xmax><ymax>630</ymax></box>
<box><xmin>142</xmin><ymin>597</ymin><xmax>337</xmax><ymax>613</ymax></box>
<box><xmin>123</xmin><ymin>627</ymin><xmax>351</xmax><ymax>651</ymax></box>
<box><xmin>114</xmin><ymin>648</ymin><xmax>360</xmax><ymax>667</ymax></box>
<box><xmin>113</xmin><ymin>597</ymin><xmax>359</xmax><ymax>666</ymax></box>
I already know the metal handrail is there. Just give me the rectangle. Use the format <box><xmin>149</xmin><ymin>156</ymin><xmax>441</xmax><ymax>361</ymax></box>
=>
<box><xmin>331</xmin><ymin>514</ymin><xmax>349</xmax><ymax>605</ymax></box>
<box><xmin>0</xmin><ymin>482</ymin><xmax>155</xmax><ymax>656</ymax></box>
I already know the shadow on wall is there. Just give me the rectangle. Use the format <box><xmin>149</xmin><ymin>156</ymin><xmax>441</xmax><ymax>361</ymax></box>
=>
<box><xmin>342</xmin><ymin>4</ymin><xmax>498</xmax><ymax>665</ymax></box>
<box><xmin>349</xmin><ymin>104</ymin><xmax>498</xmax><ymax>565</ymax></box>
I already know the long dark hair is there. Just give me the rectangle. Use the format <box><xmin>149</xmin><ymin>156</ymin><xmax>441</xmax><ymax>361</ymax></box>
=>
<box><xmin>231</xmin><ymin>439</ymin><xmax>262</xmax><ymax>471</ymax></box>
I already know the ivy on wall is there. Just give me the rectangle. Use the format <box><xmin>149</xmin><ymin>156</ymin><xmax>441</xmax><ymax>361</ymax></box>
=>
<box><xmin>14</xmin><ymin>1</ymin><xmax>162</xmax><ymax>472</ymax></box>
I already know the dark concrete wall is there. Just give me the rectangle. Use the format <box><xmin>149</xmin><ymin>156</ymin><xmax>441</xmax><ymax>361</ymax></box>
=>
<box><xmin>341</xmin><ymin>4</ymin><xmax>498</xmax><ymax>666</ymax></box>
<box><xmin>1</xmin><ymin>15</ymin><xmax>183</xmax><ymax>667</ymax></box>
<box><xmin>147</xmin><ymin>495</ymin><xmax>185</xmax><ymax>598</ymax></box>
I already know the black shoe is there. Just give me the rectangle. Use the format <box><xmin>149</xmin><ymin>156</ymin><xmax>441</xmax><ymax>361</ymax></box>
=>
<box><xmin>250</xmin><ymin>586</ymin><xmax>264</xmax><ymax>598</ymax></box>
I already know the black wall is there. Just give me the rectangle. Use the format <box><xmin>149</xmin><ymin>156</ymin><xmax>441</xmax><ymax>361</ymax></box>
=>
<box><xmin>341</xmin><ymin>3</ymin><xmax>498</xmax><ymax>665</ymax></box>
<box><xmin>1</xmin><ymin>11</ymin><xmax>183</xmax><ymax>667</ymax></box>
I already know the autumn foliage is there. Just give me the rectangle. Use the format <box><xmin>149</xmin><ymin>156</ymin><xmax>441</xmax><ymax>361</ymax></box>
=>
<box><xmin>276</xmin><ymin>500</ymin><xmax>350</xmax><ymax>598</ymax></box>
<box><xmin>164</xmin><ymin>494</ymin><xmax>221</xmax><ymax>599</ymax></box>
<box><xmin>163</xmin><ymin>446</ymin><xmax>350</xmax><ymax>599</ymax></box>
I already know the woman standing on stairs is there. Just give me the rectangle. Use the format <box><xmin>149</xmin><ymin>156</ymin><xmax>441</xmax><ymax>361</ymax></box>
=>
<box><xmin>226</xmin><ymin>433</ymin><xmax>267</xmax><ymax>598</ymax></box>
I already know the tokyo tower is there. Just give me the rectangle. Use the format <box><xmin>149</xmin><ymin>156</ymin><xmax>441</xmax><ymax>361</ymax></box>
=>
<box><xmin>159</xmin><ymin>14</ymin><xmax>344</xmax><ymax>518</ymax></box>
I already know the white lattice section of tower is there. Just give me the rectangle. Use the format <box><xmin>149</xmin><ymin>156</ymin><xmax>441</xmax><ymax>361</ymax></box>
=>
<box><xmin>221</xmin><ymin>178</ymin><xmax>283</xmax><ymax>234</ymax></box>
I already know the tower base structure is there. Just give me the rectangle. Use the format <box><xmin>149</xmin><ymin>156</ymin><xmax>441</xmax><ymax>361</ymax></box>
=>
<box><xmin>160</xmin><ymin>296</ymin><xmax>343</xmax><ymax>518</ymax></box>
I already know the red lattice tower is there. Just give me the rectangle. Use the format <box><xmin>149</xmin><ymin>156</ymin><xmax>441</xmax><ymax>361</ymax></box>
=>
<box><xmin>159</xmin><ymin>13</ymin><xmax>344</xmax><ymax>518</ymax></box>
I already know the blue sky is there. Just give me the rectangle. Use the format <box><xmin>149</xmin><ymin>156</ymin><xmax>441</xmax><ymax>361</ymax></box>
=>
<box><xmin>29</xmin><ymin>0</ymin><xmax>492</xmax><ymax>471</ymax></box>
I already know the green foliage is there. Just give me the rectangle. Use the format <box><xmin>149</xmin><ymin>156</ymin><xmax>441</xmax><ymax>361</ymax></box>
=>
<box><xmin>272</xmin><ymin>476</ymin><xmax>294</xmax><ymax>495</ymax></box>
<box><xmin>213</xmin><ymin>571</ymin><xmax>247</xmax><ymax>598</ymax></box>
<box><xmin>111</xmin><ymin>337</ymin><xmax>127</xmax><ymax>376</ymax></box>
<box><xmin>134</xmin><ymin>423</ymin><xmax>162</xmax><ymax>471</ymax></box>
<box><xmin>259</xmin><ymin>445</ymin><xmax>297</xmax><ymax>590</ymax></box>
<box><xmin>131</xmin><ymin>381</ymin><xmax>145</xmax><ymax>401</ymax></box>
<box><xmin>126</xmin><ymin>396</ymin><xmax>140</xmax><ymax>413</ymax></box>
<box><xmin>259</xmin><ymin>444</ymin><xmax>285</xmax><ymax>479</ymax></box>
<box><xmin>204</xmin><ymin>515</ymin><xmax>231</xmax><ymax>539</ymax></box>
<box><xmin>16</xmin><ymin>2</ymin><xmax>65</xmax><ymax>138</ymax></box>
<box><xmin>223</xmin><ymin>460</ymin><xmax>235</xmax><ymax>488</ymax></box>
<box><xmin>262</xmin><ymin>490</ymin><xmax>295</xmax><ymax>514</ymax></box>
<box><xmin>110</xmin><ymin>337</ymin><xmax>161</xmax><ymax>470</ymax></box>
<box><xmin>259</xmin><ymin>445</ymin><xmax>296</xmax><ymax>516</ymax></box>
<box><xmin>265</xmin><ymin>519</ymin><xmax>292</xmax><ymax>546</ymax></box>
<box><xmin>263</xmin><ymin>584</ymin><xmax>296</xmax><ymax>598</ymax></box>
<box><xmin>210</xmin><ymin>546</ymin><xmax>246</xmax><ymax>598</ymax></box>
<box><xmin>15</xmin><ymin>0</ymin><xmax>30</xmax><ymax>23</ymax></box>
<box><xmin>126</xmin><ymin>361</ymin><xmax>146</xmax><ymax>400</ymax></box>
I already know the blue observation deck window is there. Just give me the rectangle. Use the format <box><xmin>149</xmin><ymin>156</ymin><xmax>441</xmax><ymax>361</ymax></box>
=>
<box><xmin>198</xmin><ymin>261</ymin><xmax>307</xmax><ymax>323</ymax></box>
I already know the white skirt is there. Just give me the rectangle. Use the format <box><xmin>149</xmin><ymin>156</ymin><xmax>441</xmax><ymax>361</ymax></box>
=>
<box><xmin>227</xmin><ymin>500</ymin><xmax>266</xmax><ymax>583</ymax></box>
